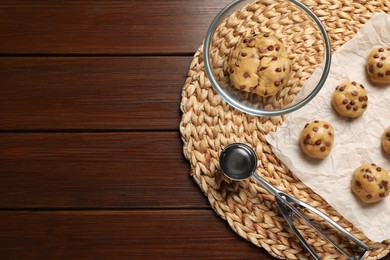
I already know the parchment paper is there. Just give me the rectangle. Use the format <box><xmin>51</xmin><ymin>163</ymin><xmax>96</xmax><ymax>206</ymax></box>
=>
<box><xmin>266</xmin><ymin>13</ymin><xmax>390</xmax><ymax>242</ymax></box>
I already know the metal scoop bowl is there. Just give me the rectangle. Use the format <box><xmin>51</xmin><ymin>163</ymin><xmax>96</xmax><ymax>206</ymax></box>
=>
<box><xmin>219</xmin><ymin>143</ymin><xmax>368</xmax><ymax>260</ymax></box>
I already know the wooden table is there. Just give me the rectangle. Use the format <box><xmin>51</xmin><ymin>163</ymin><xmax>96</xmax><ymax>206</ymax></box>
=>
<box><xmin>0</xmin><ymin>1</ymin><xmax>273</xmax><ymax>258</ymax></box>
<box><xmin>1</xmin><ymin>1</ymin><xmax>389</xmax><ymax>259</ymax></box>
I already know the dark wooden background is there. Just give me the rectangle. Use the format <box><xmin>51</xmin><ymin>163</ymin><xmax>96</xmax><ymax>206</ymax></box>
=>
<box><xmin>1</xmin><ymin>1</ymin><xmax>389</xmax><ymax>259</ymax></box>
<box><xmin>0</xmin><ymin>1</ymin><xmax>274</xmax><ymax>258</ymax></box>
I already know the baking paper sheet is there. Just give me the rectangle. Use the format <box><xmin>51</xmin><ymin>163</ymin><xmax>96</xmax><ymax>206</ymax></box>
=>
<box><xmin>266</xmin><ymin>13</ymin><xmax>390</xmax><ymax>242</ymax></box>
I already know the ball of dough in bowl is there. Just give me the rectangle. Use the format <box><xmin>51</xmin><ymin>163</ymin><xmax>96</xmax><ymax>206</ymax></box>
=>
<box><xmin>351</xmin><ymin>164</ymin><xmax>390</xmax><ymax>203</ymax></box>
<box><xmin>228</xmin><ymin>33</ymin><xmax>292</xmax><ymax>97</ymax></box>
<box><xmin>382</xmin><ymin>126</ymin><xmax>390</xmax><ymax>156</ymax></box>
<box><xmin>299</xmin><ymin>120</ymin><xmax>334</xmax><ymax>159</ymax></box>
<box><xmin>331</xmin><ymin>81</ymin><xmax>368</xmax><ymax>118</ymax></box>
<box><xmin>366</xmin><ymin>47</ymin><xmax>390</xmax><ymax>84</ymax></box>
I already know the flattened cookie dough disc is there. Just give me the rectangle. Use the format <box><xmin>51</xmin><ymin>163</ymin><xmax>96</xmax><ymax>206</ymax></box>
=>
<box><xmin>382</xmin><ymin>126</ymin><xmax>390</xmax><ymax>156</ymax></box>
<box><xmin>366</xmin><ymin>47</ymin><xmax>390</xmax><ymax>84</ymax></box>
<box><xmin>331</xmin><ymin>81</ymin><xmax>368</xmax><ymax>118</ymax></box>
<box><xmin>351</xmin><ymin>164</ymin><xmax>390</xmax><ymax>203</ymax></box>
<box><xmin>299</xmin><ymin>120</ymin><xmax>334</xmax><ymax>159</ymax></box>
<box><xmin>228</xmin><ymin>34</ymin><xmax>292</xmax><ymax>97</ymax></box>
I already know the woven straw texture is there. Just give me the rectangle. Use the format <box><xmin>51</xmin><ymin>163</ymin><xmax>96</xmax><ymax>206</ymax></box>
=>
<box><xmin>180</xmin><ymin>0</ymin><xmax>390</xmax><ymax>259</ymax></box>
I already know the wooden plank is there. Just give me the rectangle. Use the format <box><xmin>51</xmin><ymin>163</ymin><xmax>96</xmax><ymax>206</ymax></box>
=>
<box><xmin>0</xmin><ymin>132</ymin><xmax>209</xmax><ymax>208</ymax></box>
<box><xmin>0</xmin><ymin>57</ymin><xmax>190</xmax><ymax>130</ymax></box>
<box><xmin>0</xmin><ymin>0</ymin><xmax>230</xmax><ymax>54</ymax></box>
<box><xmin>0</xmin><ymin>210</ymin><xmax>269</xmax><ymax>259</ymax></box>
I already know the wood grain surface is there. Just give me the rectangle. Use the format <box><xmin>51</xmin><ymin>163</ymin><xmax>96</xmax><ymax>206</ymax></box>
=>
<box><xmin>3</xmin><ymin>0</ymin><xmax>384</xmax><ymax>259</ymax></box>
<box><xmin>0</xmin><ymin>57</ymin><xmax>190</xmax><ymax>130</ymax></box>
<box><xmin>0</xmin><ymin>0</ymin><xmax>229</xmax><ymax>54</ymax></box>
<box><xmin>0</xmin><ymin>0</ymin><xmax>276</xmax><ymax>258</ymax></box>
<box><xmin>0</xmin><ymin>210</ymin><xmax>267</xmax><ymax>259</ymax></box>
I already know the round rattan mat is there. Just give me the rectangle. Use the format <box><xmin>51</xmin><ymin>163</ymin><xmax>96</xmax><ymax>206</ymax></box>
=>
<box><xmin>179</xmin><ymin>0</ymin><xmax>390</xmax><ymax>259</ymax></box>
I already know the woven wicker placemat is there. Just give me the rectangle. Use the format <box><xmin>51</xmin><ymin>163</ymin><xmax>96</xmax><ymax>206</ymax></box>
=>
<box><xmin>180</xmin><ymin>0</ymin><xmax>390</xmax><ymax>259</ymax></box>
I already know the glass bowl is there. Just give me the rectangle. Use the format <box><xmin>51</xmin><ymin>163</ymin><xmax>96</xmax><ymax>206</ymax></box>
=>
<box><xmin>203</xmin><ymin>0</ymin><xmax>331</xmax><ymax>117</ymax></box>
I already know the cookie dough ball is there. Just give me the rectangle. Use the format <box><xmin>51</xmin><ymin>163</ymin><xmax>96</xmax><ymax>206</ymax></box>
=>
<box><xmin>228</xmin><ymin>33</ymin><xmax>292</xmax><ymax>97</ymax></box>
<box><xmin>331</xmin><ymin>81</ymin><xmax>368</xmax><ymax>118</ymax></box>
<box><xmin>351</xmin><ymin>164</ymin><xmax>390</xmax><ymax>203</ymax></box>
<box><xmin>299</xmin><ymin>120</ymin><xmax>334</xmax><ymax>159</ymax></box>
<box><xmin>382</xmin><ymin>126</ymin><xmax>390</xmax><ymax>155</ymax></box>
<box><xmin>366</xmin><ymin>47</ymin><xmax>390</xmax><ymax>84</ymax></box>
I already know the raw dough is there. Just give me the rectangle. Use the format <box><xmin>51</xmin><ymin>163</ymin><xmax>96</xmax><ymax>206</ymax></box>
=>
<box><xmin>299</xmin><ymin>120</ymin><xmax>334</xmax><ymax>159</ymax></box>
<box><xmin>331</xmin><ymin>81</ymin><xmax>368</xmax><ymax>118</ymax></box>
<box><xmin>382</xmin><ymin>126</ymin><xmax>390</xmax><ymax>156</ymax></box>
<box><xmin>228</xmin><ymin>33</ymin><xmax>292</xmax><ymax>97</ymax></box>
<box><xmin>366</xmin><ymin>47</ymin><xmax>390</xmax><ymax>84</ymax></box>
<box><xmin>351</xmin><ymin>164</ymin><xmax>390</xmax><ymax>203</ymax></box>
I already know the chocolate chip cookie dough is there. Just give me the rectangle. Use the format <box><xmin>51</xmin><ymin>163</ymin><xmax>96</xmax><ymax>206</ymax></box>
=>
<box><xmin>382</xmin><ymin>126</ymin><xmax>390</xmax><ymax>156</ymax></box>
<box><xmin>228</xmin><ymin>34</ymin><xmax>292</xmax><ymax>97</ymax></box>
<box><xmin>331</xmin><ymin>81</ymin><xmax>368</xmax><ymax>118</ymax></box>
<box><xmin>299</xmin><ymin>120</ymin><xmax>334</xmax><ymax>159</ymax></box>
<box><xmin>366</xmin><ymin>47</ymin><xmax>390</xmax><ymax>84</ymax></box>
<box><xmin>351</xmin><ymin>164</ymin><xmax>390</xmax><ymax>203</ymax></box>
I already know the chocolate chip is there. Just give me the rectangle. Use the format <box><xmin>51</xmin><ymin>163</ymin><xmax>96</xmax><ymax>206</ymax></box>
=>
<box><xmin>324</xmin><ymin>124</ymin><xmax>329</xmax><ymax>129</ymax></box>
<box><xmin>342</xmin><ymin>99</ymin><xmax>348</xmax><ymax>105</ymax></box>
<box><xmin>243</xmin><ymin>72</ymin><xmax>250</xmax><ymax>78</ymax></box>
<box><xmin>325</xmin><ymin>141</ymin><xmax>331</xmax><ymax>147</ymax></box>
<box><xmin>320</xmin><ymin>146</ymin><xmax>326</xmax><ymax>152</ymax></box>
<box><xmin>304</xmin><ymin>123</ymin><xmax>309</xmax><ymax>129</ymax></box>
<box><xmin>229</xmin><ymin>67</ymin><xmax>235</xmax><ymax>73</ymax></box>
<box><xmin>379</xmin><ymin>180</ymin><xmax>388</xmax><ymax>189</ymax></box>
<box><xmin>360</xmin><ymin>84</ymin><xmax>365</xmax><ymax>89</ymax></box>
<box><xmin>350</xmin><ymin>100</ymin><xmax>355</xmax><ymax>105</ymax></box>
<box><xmin>362</xmin><ymin>104</ymin><xmax>367</xmax><ymax>109</ymax></box>
<box><xmin>386</xmin><ymin>70</ymin><xmax>390</xmax><ymax>76</ymax></box>
<box><xmin>336</xmin><ymin>86</ymin><xmax>339</xmax><ymax>90</ymax></box>
<box><xmin>272</xmin><ymin>57</ymin><xmax>277</xmax><ymax>61</ymax></box>
<box><xmin>241</xmin><ymin>52</ymin><xmax>247</xmax><ymax>57</ymax></box>
<box><xmin>339</xmin><ymin>86</ymin><xmax>345</xmax><ymax>91</ymax></box>
<box><xmin>283</xmin><ymin>67</ymin><xmax>286</xmax><ymax>72</ymax></box>
<box><xmin>258</xmin><ymin>48</ymin><xmax>266</xmax><ymax>54</ymax></box>
<box><xmin>364</xmin><ymin>96</ymin><xmax>368</xmax><ymax>101</ymax></box>
<box><xmin>275</xmin><ymin>46</ymin><xmax>280</xmax><ymax>51</ymax></box>
<box><xmin>367</xmin><ymin>175</ymin><xmax>374</xmax><ymax>182</ymax></box>
<box><xmin>386</xmin><ymin>132</ymin><xmax>390</xmax><ymax>138</ymax></box>
<box><xmin>356</xmin><ymin>181</ymin><xmax>362</xmax><ymax>187</ymax></box>
<box><xmin>381</xmin><ymin>56</ymin><xmax>386</xmax><ymax>60</ymax></box>
<box><xmin>351</xmin><ymin>90</ymin><xmax>358</xmax><ymax>96</ymax></box>
<box><xmin>315</xmin><ymin>140</ymin><xmax>321</xmax><ymax>146</ymax></box>
<box><xmin>377</xmin><ymin>62</ymin><xmax>383</xmax><ymax>68</ymax></box>
<box><xmin>235</xmin><ymin>61</ymin><xmax>240</xmax><ymax>67</ymax></box>
<box><xmin>351</xmin><ymin>81</ymin><xmax>356</xmax><ymax>85</ymax></box>
<box><xmin>346</xmin><ymin>105</ymin><xmax>351</xmax><ymax>110</ymax></box>
<box><xmin>379</xmin><ymin>48</ymin><xmax>384</xmax><ymax>52</ymax></box>
<box><xmin>264</xmin><ymin>33</ymin><xmax>269</xmax><ymax>37</ymax></box>
<box><xmin>305</xmin><ymin>134</ymin><xmax>310</xmax><ymax>140</ymax></box>
<box><xmin>377</xmin><ymin>167</ymin><xmax>382</xmax><ymax>172</ymax></box>
<box><xmin>259</xmin><ymin>67</ymin><xmax>267</xmax><ymax>71</ymax></box>
<box><xmin>268</xmin><ymin>46</ymin><xmax>274</xmax><ymax>51</ymax></box>
<box><xmin>353</xmin><ymin>106</ymin><xmax>358</xmax><ymax>111</ymax></box>
<box><xmin>378</xmin><ymin>73</ymin><xmax>384</xmax><ymax>77</ymax></box>
<box><xmin>304</xmin><ymin>139</ymin><xmax>309</xmax><ymax>145</ymax></box>
<box><xmin>275</xmin><ymin>68</ymin><xmax>282</xmax><ymax>72</ymax></box>
<box><xmin>366</xmin><ymin>194</ymin><xmax>372</xmax><ymax>199</ymax></box>
<box><xmin>369</xmin><ymin>65</ymin><xmax>374</xmax><ymax>73</ymax></box>
<box><xmin>380</xmin><ymin>192</ymin><xmax>385</xmax><ymax>197</ymax></box>
<box><xmin>359</xmin><ymin>96</ymin><xmax>364</xmax><ymax>102</ymax></box>
<box><xmin>374</xmin><ymin>54</ymin><xmax>379</xmax><ymax>58</ymax></box>
<box><xmin>314</xmin><ymin>120</ymin><xmax>319</xmax><ymax>123</ymax></box>
<box><xmin>274</xmin><ymin>81</ymin><xmax>280</xmax><ymax>87</ymax></box>
<box><xmin>313</xmin><ymin>127</ymin><xmax>319</xmax><ymax>132</ymax></box>
<box><xmin>240</xmin><ymin>85</ymin><xmax>246</xmax><ymax>90</ymax></box>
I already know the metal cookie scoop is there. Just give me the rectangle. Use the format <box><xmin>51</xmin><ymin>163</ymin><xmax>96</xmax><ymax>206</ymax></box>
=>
<box><xmin>219</xmin><ymin>143</ymin><xmax>368</xmax><ymax>260</ymax></box>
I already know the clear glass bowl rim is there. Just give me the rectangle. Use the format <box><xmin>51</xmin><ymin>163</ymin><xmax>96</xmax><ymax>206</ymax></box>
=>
<box><xmin>203</xmin><ymin>0</ymin><xmax>332</xmax><ymax>117</ymax></box>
